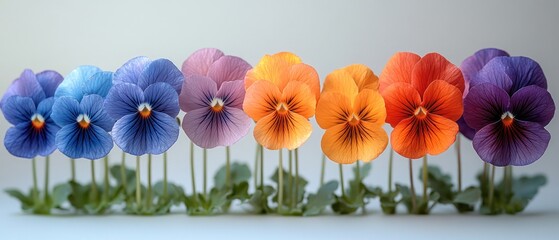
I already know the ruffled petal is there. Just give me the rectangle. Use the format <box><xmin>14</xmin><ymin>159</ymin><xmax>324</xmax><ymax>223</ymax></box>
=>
<box><xmin>254</xmin><ymin>111</ymin><xmax>312</xmax><ymax>150</ymax></box>
<box><xmin>2</xmin><ymin>96</ymin><xmax>36</xmax><ymax>125</ymax></box>
<box><xmin>411</xmin><ymin>53</ymin><xmax>464</xmax><ymax>96</ymax></box>
<box><xmin>183</xmin><ymin>106</ymin><xmax>251</xmax><ymax>148</ymax></box>
<box><xmin>182</xmin><ymin>48</ymin><xmax>224</xmax><ymax>77</ymax></box>
<box><xmin>138</xmin><ymin>59</ymin><xmax>184</xmax><ymax>94</ymax></box>
<box><xmin>381</xmin><ymin>82</ymin><xmax>421</xmax><ymax>127</ymax></box>
<box><xmin>379</xmin><ymin>52</ymin><xmax>421</xmax><ymax>92</ymax></box>
<box><xmin>473</xmin><ymin>121</ymin><xmax>550</xmax><ymax>166</ymax></box>
<box><xmin>460</xmin><ymin>48</ymin><xmax>509</xmax><ymax>92</ymax></box>
<box><xmin>354</xmin><ymin>89</ymin><xmax>386</xmax><ymax>127</ymax></box>
<box><xmin>144</xmin><ymin>82</ymin><xmax>180</xmax><ymax>117</ymax></box>
<box><xmin>83</xmin><ymin>71</ymin><xmax>113</xmax><ymax>98</ymax></box>
<box><xmin>464</xmin><ymin>83</ymin><xmax>509</xmax><ymax>130</ymax></box>
<box><xmin>1</xmin><ymin>69</ymin><xmax>45</xmax><ymax>108</ymax></box>
<box><xmin>422</xmin><ymin>80</ymin><xmax>463</xmax><ymax>121</ymax></box>
<box><xmin>179</xmin><ymin>75</ymin><xmax>217</xmax><ymax>112</ymax></box>
<box><xmin>104</xmin><ymin>83</ymin><xmax>145</xmax><ymax>121</ymax></box>
<box><xmin>282</xmin><ymin>81</ymin><xmax>316</xmax><ymax>119</ymax></box>
<box><xmin>510</xmin><ymin>85</ymin><xmax>555</xmax><ymax>126</ymax></box>
<box><xmin>36</xmin><ymin>70</ymin><xmax>63</xmax><ymax>98</ymax></box>
<box><xmin>316</xmin><ymin>92</ymin><xmax>352</xmax><ymax>129</ymax></box>
<box><xmin>344</xmin><ymin>64</ymin><xmax>379</xmax><ymax>91</ymax></box>
<box><xmin>4</xmin><ymin>121</ymin><xmax>58</xmax><ymax>158</ymax></box>
<box><xmin>80</xmin><ymin>95</ymin><xmax>114</xmax><ymax>132</ymax></box>
<box><xmin>473</xmin><ymin>57</ymin><xmax>514</xmax><ymax>92</ymax></box>
<box><xmin>244</xmin><ymin>53</ymin><xmax>293</xmax><ymax>90</ymax></box>
<box><xmin>207</xmin><ymin>55</ymin><xmax>252</xmax><ymax>88</ymax></box>
<box><xmin>56</xmin><ymin>124</ymin><xmax>113</xmax><ymax>160</ymax></box>
<box><xmin>113</xmin><ymin>56</ymin><xmax>151</xmax><ymax>85</ymax></box>
<box><xmin>216</xmin><ymin>80</ymin><xmax>245</xmax><ymax>109</ymax></box>
<box><xmin>322</xmin><ymin>70</ymin><xmax>359</xmax><ymax>102</ymax></box>
<box><xmin>55</xmin><ymin>66</ymin><xmax>102</xmax><ymax>100</ymax></box>
<box><xmin>287</xmin><ymin>63</ymin><xmax>320</xmax><ymax>101</ymax></box>
<box><xmin>391</xmin><ymin>114</ymin><xmax>458</xmax><ymax>159</ymax></box>
<box><xmin>243</xmin><ymin>80</ymin><xmax>281</xmax><ymax>121</ymax></box>
<box><xmin>457</xmin><ymin>116</ymin><xmax>475</xmax><ymax>140</ymax></box>
<box><xmin>113</xmin><ymin>111</ymin><xmax>179</xmax><ymax>155</ymax></box>
<box><xmin>321</xmin><ymin>121</ymin><xmax>388</xmax><ymax>164</ymax></box>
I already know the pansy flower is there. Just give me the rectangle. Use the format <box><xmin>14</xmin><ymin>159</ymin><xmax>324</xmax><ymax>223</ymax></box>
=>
<box><xmin>1</xmin><ymin>69</ymin><xmax>63</xmax><ymax>158</ymax></box>
<box><xmin>316</xmin><ymin>64</ymin><xmax>388</xmax><ymax>164</ymax></box>
<box><xmin>379</xmin><ymin>52</ymin><xmax>464</xmax><ymax>159</ymax></box>
<box><xmin>105</xmin><ymin>57</ymin><xmax>183</xmax><ymax>155</ymax></box>
<box><xmin>243</xmin><ymin>52</ymin><xmax>320</xmax><ymax>150</ymax></box>
<box><xmin>463</xmin><ymin>56</ymin><xmax>555</xmax><ymax>166</ymax></box>
<box><xmin>51</xmin><ymin>66</ymin><xmax>114</xmax><ymax>159</ymax></box>
<box><xmin>180</xmin><ymin>48</ymin><xmax>252</xmax><ymax>148</ymax></box>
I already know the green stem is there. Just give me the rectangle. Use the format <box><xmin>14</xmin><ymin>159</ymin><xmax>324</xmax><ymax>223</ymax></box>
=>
<box><xmin>254</xmin><ymin>144</ymin><xmax>259</xmax><ymax>190</ymax></box>
<box><xmin>70</xmin><ymin>158</ymin><xmax>76</xmax><ymax>182</ymax></box>
<box><xmin>388</xmin><ymin>147</ymin><xmax>393</xmax><ymax>193</ymax></box>
<box><xmin>356</xmin><ymin>160</ymin><xmax>365</xmax><ymax>214</ymax></box>
<box><xmin>409</xmin><ymin>159</ymin><xmax>417</xmax><ymax>213</ymax></box>
<box><xmin>190</xmin><ymin>142</ymin><xmax>197</xmax><ymax>198</ymax></box>
<box><xmin>260</xmin><ymin>145</ymin><xmax>264</xmax><ymax>191</ymax></box>
<box><xmin>136</xmin><ymin>156</ymin><xmax>141</xmax><ymax>207</ymax></box>
<box><xmin>163</xmin><ymin>152</ymin><xmax>168</xmax><ymax>198</ymax></box>
<box><xmin>294</xmin><ymin>148</ymin><xmax>300</xmax><ymax>208</ymax></box>
<box><xmin>203</xmin><ymin>148</ymin><xmax>207</xmax><ymax>197</ymax></box>
<box><xmin>455</xmin><ymin>135</ymin><xmax>462</xmax><ymax>192</ymax></box>
<box><xmin>32</xmin><ymin>158</ymin><xmax>39</xmax><ymax>203</ymax></box>
<box><xmin>288</xmin><ymin>150</ymin><xmax>293</xmax><ymax>209</ymax></box>
<box><xmin>120</xmin><ymin>152</ymin><xmax>127</xmax><ymax>195</ymax></box>
<box><xmin>320</xmin><ymin>154</ymin><xmax>326</xmax><ymax>187</ymax></box>
<box><xmin>90</xmin><ymin>160</ymin><xmax>98</xmax><ymax>203</ymax></box>
<box><xmin>103</xmin><ymin>156</ymin><xmax>109</xmax><ymax>203</ymax></box>
<box><xmin>422</xmin><ymin>156</ymin><xmax>428</xmax><ymax>203</ymax></box>
<box><xmin>226</xmin><ymin>146</ymin><xmax>231</xmax><ymax>189</ymax></box>
<box><xmin>146</xmin><ymin>154</ymin><xmax>152</xmax><ymax>209</ymax></box>
<box><xmin>488</xmin><ymin>165</ymin><xmax>496</xmax><ymax>208</ymax></box>
<box><xmin>278</xmin><ymin>149</ymin><xmax>284</xmax><ymax>213</ymax></box>
<box><xmin>44</xmin><ymin>156</ymin><xmax>50</xmax><ymax>202</ymax></box>
<box><xmin>339</xmin><ymin>164</ymin><xmax>345</xmax><ymax>198</ymax></box>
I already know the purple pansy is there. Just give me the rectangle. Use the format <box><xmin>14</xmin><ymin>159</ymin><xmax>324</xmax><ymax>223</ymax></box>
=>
<box><xmin>180</xmin><ymin>48</ymin><xmax>252</xmax><ymax>148</ymax></box>
<box><xmin>463</xmin><ymin>55</ymin><xmax>555</xmax><ymax>166</ymax></box>
<box><xmin>105</xmin><ymin>57</ymin><xmax>183</xmax><ymax>155</ymax></box>
<box><xmin>1</xmin><ymin>69</ymin><xmax>63</xmax><ymax>158</ymax></box>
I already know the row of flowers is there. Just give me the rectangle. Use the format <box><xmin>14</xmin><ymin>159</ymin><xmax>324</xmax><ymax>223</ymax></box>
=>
<box><xmin>1</xmin><ymin>48</ymin><xmax>554</xmax><ymax>215</ymax></box>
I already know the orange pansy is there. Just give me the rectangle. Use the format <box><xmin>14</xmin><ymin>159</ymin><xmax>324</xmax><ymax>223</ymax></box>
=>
<box><xmin>316</xmin><ymin>66</ymin><xmax>388</xmax><ymax>164</ymax></box>
<box><xmin>380</xmin><ymin>52</ymin><xmax>464</xmax><ymax>159</ymax></box>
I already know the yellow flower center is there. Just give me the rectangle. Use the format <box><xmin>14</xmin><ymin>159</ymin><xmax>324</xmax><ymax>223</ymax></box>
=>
<box><xmin>276</xmin><ymin>102</ymin><xmax>289</xmax><ymax>115</ymax></box>
<box><xmin>31</xmin><ymin>114</ymin><xmax>45</xmax><ymax>129</ymax></box>
<box><xmin>76</xmin><ymin>114</ymin><xmax>90</xmax><ymax>129</ymax></box>
<box><xmin>211</xmin><ymin>98</ymin><xmax>225</xmax><ymax>112</ymax></box>
<box><xmin>138</xmin><ymin>103</ymin><xmax>152</xmax><ymax>119</ymax></box>
<box><xmin>501</xmin><ymin>112</ymin><xmax>514</xmax><ymax>127</ymax></box>
<box><xmin>414</xmin><ymin>106</ymin><xmax>428</xmax><ymax>119</ymax></box>
<box><xmin>348</xmin><ymin>114</ymin><xmax>360</xmax><ymax>126</ymax></box>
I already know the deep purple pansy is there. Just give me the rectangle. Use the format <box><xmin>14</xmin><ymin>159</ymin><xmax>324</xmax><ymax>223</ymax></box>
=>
<box><xmin>180</xmin><ymin>48</ymin><xmax>252</xmax><ymax>148</ymax></box>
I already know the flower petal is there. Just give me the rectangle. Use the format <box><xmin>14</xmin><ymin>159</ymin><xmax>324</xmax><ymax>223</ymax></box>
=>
<box><xmin>36</xmin><ymin>97</ymin><xmax>54</xmax><ymax>119</ymax></box>
<box><xmin>457</xmin><ymin>117</ymin><xmax>475</xmax><ymax>140</ymax></box>
<box><xmin>244</xmin><ymin>54</ymin><xmax>292</xmax><ymax>90</ymax></box>
<box><xmin>80</xmin><ymin>95</ymin><xmax>114</xmax><ymax>132</ymax></box>
<box><xmin>464</xmin><ymin>83</ymin><xmax>509</xmax><ymax>130</ymax></box>
<box><xmin>243</xmin><ymin>80</ymin><xmax>281</xmax><ymax>121</ymax></box>
<box><xmin>510</xmin><ymin>85</ymin><xmax>555</xmax><ymax>126</ymax></box>
<box><xmin>4</xmin><ymin>121</ymin><xmax>59</xmax><ymax>158</ymax></box>
<box><xmin>422</xmin><ymin>80</ymin><xmax>463</xmax><ymax>121</ymax></box>
<box><xmin>55</xmin><ymin>66</ymin><xmax>102</xmax><ymax>100</ymax></box>
<box><xmin>183</xmin><ymin>107</ymin><xmax>251</xmax><ymax>148</ymax></box>
<box><xmin>354</xmin><ymin>89</ymin><xmax>386</xmax><ymax>127</ymax></box>
<box><xmin>411</xmin><ymin>53</ymin><xmax>464</xmax><ymax>96</ymax></box>
<box><xmin>138</xmin><ymin>59</ymin><xmax>184</xmax><ymax>94</ymax></box>
<box><xmin>36</xmin><ymin>70</ymin><xmax>63</xmax><ymax>98</ymax></box>
<box><xmin>344</xmin><ymin>64</ymin><xmax>379</xmax><ymax>91</ymax></box>
<box><xmin>112</xmin><ymin>111</ymin><xmax>179</xmax><ymax>155</ymax></box>
<box><xmin>104</xmin><ymin>83</ymin><xmax>145</xmax><ymax>121</ymax></box>
<box><xmin>382</xmin><ymin>82</ymin><xmax>421</xmax><ymax>127</ymax></box>
<box><xmin>56</xmin><ymin>124</ymin><xmax>113</xmax><ymax>160</ymax></box>
<box><xmin>2</xmin><ymin>96</ymin><xmax>36</xmax><ymax>125</ymax></box>
<box><xmin>287</xmin><ymin>63</ymin><xmax>320</xmax><ymax>101</ymax></box>
<box><xmin>316</xmin><ymin>92</ymin><xmax>352</xmax><ymax>129</ymax></box>
<box><xmin>83</xmin><ymin>71</ymin><xmax>113</xmax><ymax>98</ymax></box>
<box><xmin>207</xmin><ymin>55</ymin><xmax>252</xmax><ymax>88</ymax></box>
<box><xmin>1</xmin><ymin>69</ymin><xmax>45</xmax><ymax>108</ymax></box>
<box><xmin>321</xmin><ymin>121</ymin><xmax>388</xmax><ymax>164</ymax></box>
<box><xmin>504</xmin><ymin>56</ymin><xmax>548</xmax><ymax>93</ymax></box>
<box><xmin>391</xmin><ymin>114</ymin><xmax>458</xmax><ymax>159</ymax></box>
<box><xmin>473</xmin><ymin>57</ymin><xmax>514</xmax><ymax>92</ymax></box>
<box><xmin>51</xmin><ymin>96</ymin><xmax>80</xmax><ymax>127</ymax></box>
<box><xmin>144</xmin><ymin>82</ymin><xmax>180</xmax><ymax>117</ymax></box>
<box><xmin>114</xmin><ymin>56</ymin><xmax>151</xmax><ymax>85</ymax></box>
<box><xmin>216</xmin><ymin>80</ymin><xmax>245</xmax><ymax>109</ymax></box>
<box><xmin>379</xmin><ymin>52</ymin><xmax>421</xmax><ymax>92</ymax></box>
<box><xmin>253</xmin><ymin>111</ymin><xmax>312</xmax><ymax>150</ymax></box>
<box><xmin>473</xmin><ymin>121</ymin><xmax>550</xmax><ymax>166</ymax></box>
<box><xmin>182</xmin><ymin>48</ymin><xmax>224</xmax><ymax>77</ymax></box>
<box><xmin>179</xmin><ymin>75</ymin><xmax>217</xmax><ymax>112</ymax></box>
<box><xmin>460</xmin><ymin>48</ymin><xmax>509</xmax><ymax>92</ymax></box>
<box><xmin>282</xmin><ymin>81</ymin><xmax>316</xmax><ymax>119</ymax></box>
<box><xmin>322</xmin><ymin>70</ymin><xmax>358</xmax><ymax>101</ymax></box>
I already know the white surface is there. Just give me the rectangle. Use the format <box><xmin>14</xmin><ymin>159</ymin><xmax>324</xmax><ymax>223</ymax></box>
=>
<box><xmin>1</xmin><ymin>0</ymin><xmax>558</xmax><ymax>239</ymax></box>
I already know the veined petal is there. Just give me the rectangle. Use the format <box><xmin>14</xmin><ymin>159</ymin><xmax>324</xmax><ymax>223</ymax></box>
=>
<box><xmin>244</xmin><ymin>54</ymin><xmax>291</xmax><ymax>90</ymax></box>
<box><xmin>36</xmin><ymin>97</ymin><xmax>54</xmax><ymax>119</ymax></box>
<box><xmin>422</xmin><ymin>80</ymin><xmax>463</xmax><ymax>121</ymax></box>
<box><xmin>1</xmin><ymin>69</ymin><xmax>45</xmax><ymax>108</ymax></box>
<box><xmin>273</xmin><ymin>52</ymin><xmax>302</xmax><ymax>65</ymax></box>
<box><xmin>179</xmin><ymin>75</ymin><xmax>217</xmax><ymax>112</ymax></box>
<box><xmin>282</xmin><ymin>81</ymin><xmax>316</xmax><ymax>119</ymax></box>
<box><xmin>460</xmin><ymin>48</ymin><xmax>509</xmax><ymax>87</ymax></box>
<box><xmin>464</xmin><ymin>83</ymin><xmax>509</xmax><ymax>130</ymax></box>
<box><xmin>379</xmin><ymin>52</ymin><xmax>421</xmax><ymax>92</ymax></box>
<box><xmin>114</xmin><ymin>56</ymin><xmax>151</xmax><ymax>85</ymax></box>
<box><xmin>144</xmin><ymin>82</ymin><xmax>180</xmax><ymax>117</ymax></box>
<box><xmin>391</xmin><ymin>114</ymin><xmax>458</xmax><ymax>159</ymax></box>
<box><xmin>322</xmin><ymin>70</ymin><xmax>358</xmax><ymax>101</ymax></box>
<box><xmin>382</xmin><ymin>82</ymin><xmax>421</xmax><ymax>127</ymax></box>
<box><xmin>354</xmin><ymin>89</ymin><xmax>386</xmax><ymax>127</ymax></box>
<box><xmin>510</xmin><ymin>85</ymin><xmax>555</xmax><ymax>126</ymax></box>
<box><xmin>51</xmin><ymin>96</ymin><xmax>80</xmax><ymax>127</ymax></box>
<box><xmin>80</xmin><ymin>95</ymin><xmax>114</xmax><ymax>132</ymax></box>
<box><xmin>473</xmin><ymin>57</ymin><xmax>513</xmax><ymax>92</ymax></box>
<box><xmin>56</xmin><ymin>124</ymin><xmax>113</xmax><ymax>160</ymax></box>
<box><xmin>183</xmin><ymin>106</ymin><xmax>251</xmax><ymax>148</ymax></box>
<box><xmin>243</xmin><ymin>80</ymin><xmax>281</xmax><ymax>121</ymax></box>
<box><xmin>138</xmin><ymin>58</ymin><xmax>184</xmax><ymax>94</ymax></box>
<box><xmin>504</xmin><ymin>56</ymin><xmax>548</xmax><ymax>93</ymax></box>
<box><xmin>2</xmin><ymin>96</ymin><xmax>36</xmax><ymax>125</ymax></box>
<box><xmin>55</xmin><ymin>66</ymin><xmax>102</xmax><ymax>100</ymax></box>
<box><xmin>458</xmin><ymin>116</ymin><xmax>476</xmax><ymax>140</ymax></box>
<box><xmin>182</xmin><ymin>48</ymin><xmax>224</xmax><ymax>77</ymax></box>
<box><xmin>344</xmin><ymin>64</ymin><xmax>379</xmax><ymax>91</ymax></box>
<box><xmin>253</xmin><ymin>111</ymin><xmax>312</xmax><ymax>150</ymax></box>
<box><xmin>207</xmin><ymin>55</ymin><xmax>252</xmax><ymax>88</ymax></box>
<box><xmin>287</xmin><ymin>63</ymin><xmax>320</xmax><ymax>101</ymax></box>
<box><xmin>316</xmin><ymin>92</ymin><xmax>352</xmax><ymax>129</ymax></box>
<box><xmin>83</xmin><ymin>71</ymin><xmax>113</xmax><ymax>98</ymax></box>
<box><xmin>216</xmin><ymin>80</ymin><xmax>245</xmax><ymax>109</ymax></box>
<box><xmin>36</xmin><ymin>70</ymin><xmax>63</xmax><ymax>98</ymax></box>
<box><xmin>473</xmin><ymin>121</ymin><xmax>550</xmax><ymax>166</ymax></box>
<box><xmin>104</xmin><ymin>83</ymin><xmax>145</xmax><ymax>121</ymax></box>
<box><xmin>321</xmin><ymin>121</ymin><xmax>388</xmax><ymax>164</ymax></box>
<box><xmin>4</xmin><ymin>121</ymin><xmax>59</xmax><ymax>158</ymax></box>
<box><xmin>411</xmin><ymin>53</ymin><xmax>464</xmax><ymax>96</ymax></box>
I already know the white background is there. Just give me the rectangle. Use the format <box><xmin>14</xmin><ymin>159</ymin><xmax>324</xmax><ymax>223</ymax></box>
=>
<box><xmin>0</xmin><ymin>0</ymin><xmax>558</xmax><ymax>239</ymax></box>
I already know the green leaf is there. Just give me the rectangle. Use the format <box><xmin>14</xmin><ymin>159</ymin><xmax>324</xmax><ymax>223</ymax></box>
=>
<box><xmin>379</xmin><ymin>190</ymin><xmax>399</xmax><ymax>215</ymax></box>
<box><xmin>505</xmin><ymin>174</ymin><xmax>547</xmax><ymax>214</ymax></box>
<box><xmin>304</xmin><ymin>181</ymin><xmax>338</xmax><ymax>216</ymax></box>
<box><xmin>52</xmin><ymin>183</ymin><xmax>72</xmax><ymax>208</ymax></box>
<box><xmin>110</xmin><ymin>164</ymin><xmax>136</xmax><ymax>195</ymax></box>
<box><xmin>229</xmin><ymin>181</ymin><xmax>250</xmax><ymax>201</ymax></box>
<box><xmin>214</xmin><ymin>162</ymin><xmax>251</xmax><ymax>189</ymax></box>
<box><xmin>5</xmin><ymin>188</ymin><xmax>34</xmax><ymax>209</ymax></box>
<box><xmin>353</xmin><ymin>162</ymin><xmax>372</xmax><ymax>180</ymax></box>
<box><xmin>270</xmin><ymin>167</ymin><xmax>308</xmax><ymax>207</ymax></box>
<box><xmin>419</xmin><ymin>165</ymin><xmax>454</xmax><ymax>204</ymax></box>
<box><xmin>247</xmin><ymin>186</ymin><xmax>274</xmax><ymax>214</ymax></box>
<box><xmin>68</xmin><ymin>180</ymin><xmax>89</xmax><ymax>210</ymax></box>
<box><xmin>331</xmin><ymin>195</ymin><xmax>360</xmax><ymax>215</ymax></box>
<box><xmin>453</xmin><ymin>187</ymin><xmax>481</xmax><ymax>205</ymax></box>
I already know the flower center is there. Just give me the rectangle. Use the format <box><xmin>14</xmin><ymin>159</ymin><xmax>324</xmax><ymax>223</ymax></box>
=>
<box><xmin>501</xmin><ymin>111</ymin><xmax>514</xmax><ymax>126</ymax></box>
<box><xmin>276</xmin><ymin>102</ymin><xmax>289</xmax><ymax>115</ymax></box>
<box><xmin>31</xmin><ymin>114</ymin><xmax>45</xmax><ymax>129</ymax></box>
<box><xmin>414</xmin><ymin>106</ymin><xmax>428</xmax><ymax>119</ymax></box>
<box><xmin>348</xmin><ymin>114</ymin><xmax>360</xmax><ymax>126</ymax></box>
<box><xmin>210</xmin><ymin>98</ymin><xmax>225</xmax><ymax>112</ymax></box>
<box><xmin>76</xmin><ymin>114</ymin><xmax>91</xmax><ymax>129</ymax></box>
<box><xmin>138</xmin><ymin>103</ymin><xmax>152</xmax><ymax>118</ymax></box>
